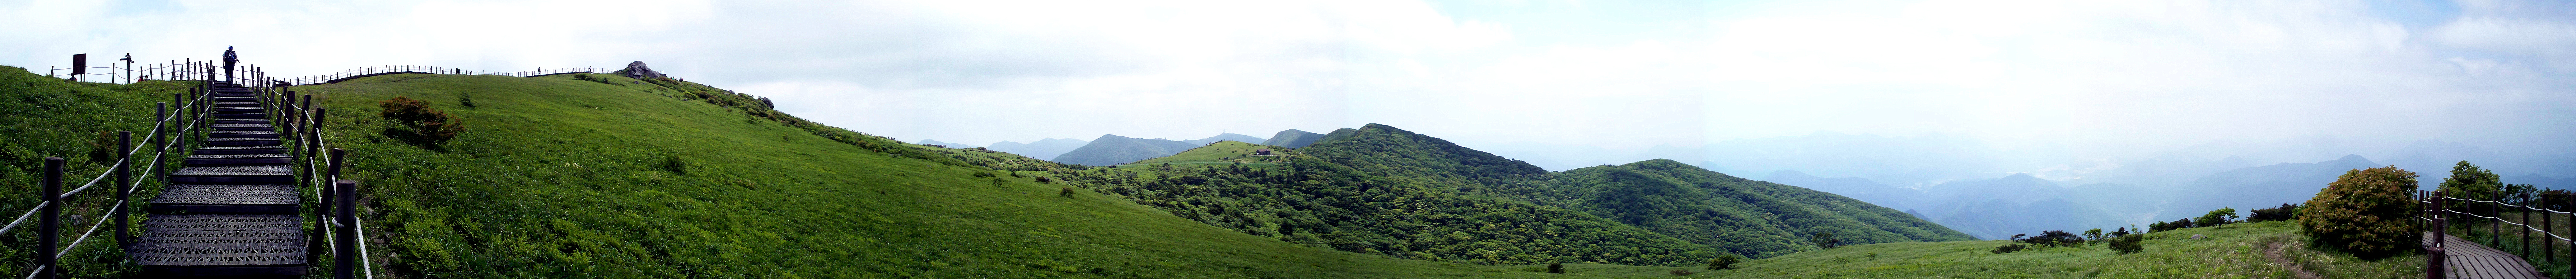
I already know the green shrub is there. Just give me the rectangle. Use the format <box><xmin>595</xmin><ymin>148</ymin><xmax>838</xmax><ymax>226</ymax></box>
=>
<box><xmin>2298</xmin><ymin>166</ymin><xmax>2421</xmax><ymax>259</ymax></box>
<box><xmin>659</xmin><ymin>155</ymin><xmax>688</xmax><ymax>173</ymax></box>
<box><xmin>2194</xmin><ymin>207</ymin><xmax>2238</xmax><ymax>227</ymax></box>
<box><xmin>1811</xmin><ymin>232</ymin><xmax>1843</xmax><ymax>248</ymax></box>
<box><xmin>1669</xmin><ymin>269</ymin><xmax>1695</xmax><ymax>276</ymax></box>
<box><xmin>1990</xmin><ymin>243</ymin><xmax>2028</xmax><ymax>253</ymax></box>
<box><xmin>2107</xmin><ymin>234</ymin><xmax>2144</xmax><ymax>254</ymax></box>
<box><xmin>1059</xmin><ymin>187</ymin><xmax>1076</xmax><ymax>198</ymax></box>
<box><xmin>1547</xmin><ymin>262</ymin><xmax>1565</xmax><ymax>274</ymax></box>
<box><xmin>1707</xmin><ymin>255</ymin><xmax>1739</xmax><ymax>270</ymax></box>
<box><xmin>2249</xmin><ymin>203</ymin><xmax>2299</xmax><ymax>222</ymax></box>
<box><xmin>2018</xmin><ymin>230</ymin><xmax>2083</xmax><ymax>247</ymax></box>
<box><xmin>378</xmin><ymin>96</ymin><xmax>464</xmax><ymax>146</ymax></box>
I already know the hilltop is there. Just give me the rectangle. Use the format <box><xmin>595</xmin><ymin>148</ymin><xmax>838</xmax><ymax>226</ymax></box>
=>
<box><xmin>285</xmin><ymin>72</ymin><xmax>1652</xmax><ymax>278</ymax></box>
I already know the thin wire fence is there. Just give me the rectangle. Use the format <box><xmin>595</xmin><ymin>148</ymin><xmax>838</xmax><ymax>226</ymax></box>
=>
<box><xmin>282</xmin><ymin>65</ymin><xmax>607</xmax><ymax>85</ymax></box>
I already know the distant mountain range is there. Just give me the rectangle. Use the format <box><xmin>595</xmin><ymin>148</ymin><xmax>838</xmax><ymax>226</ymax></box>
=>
<box><xmin>915</xmin><ymin>139</ymin><xmax>976</xmax><ymax>148</ymax></box>
<box><xmin>1184</xmin><ymin>133</ymin><xmax>1266</xmax><ymax>145</ymax></box>
<box><xmin>1051</xmin><ymin>135</ymin><xmax>1206</xmax><ymax>166</ymax></box>
<box><xmin>985</xmin><ymin>137</ymin><xmax>1089</xmax><ymax>161</ymax></box>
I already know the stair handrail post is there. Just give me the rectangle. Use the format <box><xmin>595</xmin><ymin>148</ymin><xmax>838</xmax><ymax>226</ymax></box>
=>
<box><xmin>330</xmin><ymin>148</ymin><xmax>354</xmax><ymax>279</ymax></box>
<box><xmin>2432</xmin><ymin>191</ymin><xmax>2447</xmax><ymax>279</ymax></box>
<box><xmin>115</xmin><ymin>130</ymin><xmax>131</xmax><ymax>248</ymax></box>
<box><xmin>37</xmin><ymin>157</ymin><xmax>61</xmax><ymax>279</ymax></box>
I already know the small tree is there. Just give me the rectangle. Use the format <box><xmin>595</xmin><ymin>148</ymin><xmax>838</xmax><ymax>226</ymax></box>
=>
<box><xmin>2298</xmin><ymin>166</ymin><xmax>2422</xmax><ymax>259</ymax></box>
<box><xmin>1990</xmin><ymin>244</ymin><xmax>2028</xmax><ymax>253</ymax></box>
<box><xmin>2106</xmin><ymin>234</ymin><xmax>2145</xmax><ymax>254</ymax></box>
<box><xmin>2436</xmin><ymin>161</ymin><xmax>2501</xmax><ymax>202</ymax></box>
<box><xmin>1810</xmin><ymin>232</ymin><xmax>1843</xmax><ymax>248</ymax></box>
<box><xmin>1707</xmin><ymin>255</ymin><xmax>1740</xmax><ymax>270</ymax></box>
<box><xmin>2083</xmin><ymin>228</ymin><xmax>2104</xmax><ymax>242</ymax></box>
<box><xmin>1059</xmin><ymin>187</ymin><xmax>1076</xmax><ymax>198</ymax></box>
<box><xmin>2194</xmin><ymin>207</ymin><xmax>2238</xmax><ymax>227</ymax></box>
<box><xmin>1547</xmin><ymin>263</ymin><xmax>1565</xmax><ymax>274</ymax></box>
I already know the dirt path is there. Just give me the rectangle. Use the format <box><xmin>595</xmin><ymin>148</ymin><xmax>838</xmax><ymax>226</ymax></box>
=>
<box><xmin>2260</xmin><ymin>242</ymin><xmax>2324</xmax><ymax>279</ymax></box>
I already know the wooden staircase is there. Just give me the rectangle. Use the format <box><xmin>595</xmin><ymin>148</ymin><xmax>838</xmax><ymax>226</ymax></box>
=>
<box><xmin>129</xmin><ymin>80</ymin><xmax>310</xmax><ymax>277</ymax></box>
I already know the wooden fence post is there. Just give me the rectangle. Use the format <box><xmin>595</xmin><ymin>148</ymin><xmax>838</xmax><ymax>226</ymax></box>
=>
<box><xmin>329</xmin><ymin>148</ymin><xmax>353</xmax><ymax>279</ymax></box>
<box><xmin>116</xmin><ymin>130</ymin><xmax>131</xmax><ymax>248</ymax></box>
<box><xmin>38</xmin><ymin>157</ymin><xmax>61</xmax><ymax>279</ymax></box>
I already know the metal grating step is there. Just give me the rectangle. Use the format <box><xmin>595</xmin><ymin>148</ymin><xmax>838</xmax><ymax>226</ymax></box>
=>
<box><xmin>170</xmin><ymin>165</ymin><xmax>293</xmax><ymax>184</ymax></box>
<box><xmin>148</xmin><ymin>184</ymin><xmax>299</xmax><ymax>214</ymax></box>
<box><xmin>212</xmin><ymin>123</ymin><xmax>274</xmax><ymax>132</ymax></box>
<box><xmin>132</xmin><ymin>214</ymin><xmax>308</xmax><ymax>275</ymax></box>
<box><xmin>194</xmin><ymin>146</ymin><xmax>285</xmax><ymax>155</ymax></box>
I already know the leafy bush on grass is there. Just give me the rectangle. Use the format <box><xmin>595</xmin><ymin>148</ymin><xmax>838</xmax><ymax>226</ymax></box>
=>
<box><xmin>1707</xmin><ymin>255</ymin><xmax>1739</xmax><ymax>270</ymax></box>
<box><xmin>2150</xmin><ymin>218</ymin><xmax>2194</xmax><ymax>233</ymax></box>
<box><xmin>1669</xmin><ymin>269</ymin><xmax>1694</xmax><ymax>275</ymax></box>
<box><xmin>2299</xmin><ymin>166</ymin><xmax>2422</xmax><ymax>259</ymax></box>
<box><xmin>2107</xmin><ymin>234</ymin><xmax>2145</xmax><ymax>254</ymax></box>
<box><xmin>2249</xmin><ymin>203</ymin><xmax>2299</xmax><ymax>222</ymax></box>
<box><xmin>378</xmin><ymin>96</ymin><xmax>464</xmax><ymax>146</ymax></box>
<box><xmin>572</xmin><ymin>73</ymin><xmax>619</xmax><ymax>85</ymax></box>
<box><xmin>1990</xmin><ymin>243</ymin><xmax>2029</xmax><ymax>253</ymax></box>
<box><xmin>2195</xmin><ymin>207</ymin><xmax>2238</xmax><ymax>227</ymax></box>
<box><xmin>2018</xmin><ymin>230</ymin><xmax>2084</xmax><ymax>247</ymax></box>
<box><xmin>1547</xmin><ymin>263</ymin><xmax>1565</xmax><ymax>274</ymax></box>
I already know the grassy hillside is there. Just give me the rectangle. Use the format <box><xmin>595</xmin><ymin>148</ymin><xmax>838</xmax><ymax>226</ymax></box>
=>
<box><xmin>1707</xmin><ymin>220</ymin><xmax>2421</xmax><ymax>279</ymax></box>
<box><xmin>295</xmin><ymin>73</ymin><xmax>1709</xmax><ymax>278</ymax></box>
<box><xmin>1126</xmin><ymin>140</ymin><xmax>1285</xmax><ymax>166</ymax></box>
<box><xmin>1491</xmin><ymin>159</ymin><xmax>1976</xmax><ymax>258</ymax></box>
<box><xmin>0</xmin><ymin>66</ymin><xmax>198</xmax><ymax>277</ymax></box>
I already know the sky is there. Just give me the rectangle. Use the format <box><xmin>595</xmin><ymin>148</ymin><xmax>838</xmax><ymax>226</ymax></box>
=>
<box><xmin>6</xmin><ymin>0</ymin><xmax>2573</xmax><ymax>179</ymax></box>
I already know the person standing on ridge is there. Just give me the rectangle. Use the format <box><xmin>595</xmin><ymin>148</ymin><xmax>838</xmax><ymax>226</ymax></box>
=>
<box><xmin>222</xmin><ymin>46</ymin><xmax>238</xmax><ymax>82</ymax></box>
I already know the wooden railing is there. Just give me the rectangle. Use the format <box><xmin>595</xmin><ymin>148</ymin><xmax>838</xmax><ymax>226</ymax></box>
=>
<box><xmin>12</xmin><ymin>76</ymin><xmax>221</xmax><ymax>279</ymax></box>
<box><xmin>49</xmin><ymin>59</ymin><xmax>257</xmax><ymax>85</ymax></box>
<box><xmin>2423</xmin><ymin>190</ymin><xmax>2571</xmax><ymax>278</ymax></box>
<box><xmin>273</xmin><ymin>80</ymin><xmax>377</xmax><ymax>278</ymax></box>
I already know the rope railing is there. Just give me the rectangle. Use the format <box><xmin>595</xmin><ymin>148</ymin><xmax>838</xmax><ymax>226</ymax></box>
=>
<box><xmin>282</xmin><ymin>65</ymin><xmax>606</xmax><ymax>86</ymax></box>
<box><xmin>2423</xmin><ymin>190</ymin><xmax>2574</xmax><ymax>279</ymax></box>
<box><xmin>13</xmin><ymin>73</ymin><xmax>217</xmax><ymax>279</ymax></box>
<box><xmin>47</xmin><ymin>59</ymin><xmax>245</xmax><ymax>85</ymax></box>
<box><xmin>277</xmin><ymin>82</ymin><xmax>375</xmax><ymax>278</ymax></box>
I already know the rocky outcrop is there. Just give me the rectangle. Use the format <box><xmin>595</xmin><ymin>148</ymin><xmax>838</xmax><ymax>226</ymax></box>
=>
<box><xmin>617</xmin><ymin>61</ymin><xmax>666</xmax><ymax>79</ymax></box>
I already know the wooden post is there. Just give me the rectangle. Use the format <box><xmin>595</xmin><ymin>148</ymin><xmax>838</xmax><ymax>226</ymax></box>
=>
<box><xmin>38</xmin><ymin>157</ymin><xmax>61</xmax><ymax>279</ymax></box>
<box><xmin>2428</xmin><ymin>246</ymin><xmax>2448</xmax><ymax>279</ymax></box>
<box><xmin>331</xmin><ymin>149</ymin><xmax>354</xmax><ymax>279</ymax></box>
<box><xmin>116</xmin><ymin>130</ymin><xmax>131</xmax><ymax>248</ymax></box>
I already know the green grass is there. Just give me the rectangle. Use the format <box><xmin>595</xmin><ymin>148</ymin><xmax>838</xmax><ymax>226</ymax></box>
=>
<box><xmin>296</xmin><ymin>73</ymin><xmax>1741</xmax><ymax>278</ymax></box>
<box><xmin>0</xmin><ymin>65</ymin><xmax>200</xmax><ymax>278</ymax></box>
<box><xmin>1696</xmin><ymin>220</ymin><xmax>2421</xmax><ymax>279</ymax></box>
<box><xmin>1125</xmin><ymin>141</ymin><xmax>1290</xmax><ymax>167</ymax></box>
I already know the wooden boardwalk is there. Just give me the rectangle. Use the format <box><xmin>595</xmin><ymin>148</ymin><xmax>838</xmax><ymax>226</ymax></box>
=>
<box><xmin>130</xmin><ymin>80</ymin><xmax>310</xmax><ymax>277</ymax></box>
<box><xmin>2427</xmin><ymin>233</ymin><xmax>2550</xmax><ymax>279</ymax></box>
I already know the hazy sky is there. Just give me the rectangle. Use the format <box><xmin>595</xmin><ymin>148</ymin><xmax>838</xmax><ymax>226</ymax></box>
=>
<box><xmin>7</xmin><ymin>0</ymin><xmax>2573</xmax><ymax>173</ymax></box>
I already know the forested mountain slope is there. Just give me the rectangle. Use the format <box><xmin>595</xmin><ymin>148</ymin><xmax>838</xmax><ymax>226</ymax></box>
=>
<box><xmin>1491</xmin><ymin>160</ymin><xmax>1977</xmax><ymax>258</ymax></box>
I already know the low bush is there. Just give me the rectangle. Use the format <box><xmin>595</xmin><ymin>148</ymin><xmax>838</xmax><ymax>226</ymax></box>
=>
<box><xmin>2249</xmin><ymin>203</ymin><xmax>2299</xmax><ymax>222</ymax></box>
<box><xmin>2018</xmin><ymin>230</ymin><xmax>2083</xmax><ymax>247</ymax></box>
<box><xmin>378</xmin><ymin>96</ymin><xmax>464</xmax><ymax>146</ymax></box>
<box><xmin>1707</xmin><ymin>255</ymin><xmax>1739</xmax><ymax>270</ymax></box>
<box><xmin>1547</xmin><ymin>263</ymin><xmax>1565</xmax><ymax>274</ymax></box>
<box><xmin>1669</xmin><ymin>269</ymin><xmax>1694</xmax><ymax>276</ymax></box>
<box><xmin>2298</xmin><ymin>166</ymin><xmax>2422</xmax><ymax>259</ymax></box>
<box><xmin>1990</xmin><ymin>243</ymin><xmax>2028</xmax><ymax>254</ymax></box>
<box><xmin>2195</xmin><ymin>207</ymin><xmax>2238</xmax><ymax>227</ymax></box>
<box><xmin>2107</xmin><ymin>234</ymin><xmax>2144</xmax><ymax>254</ymax></box>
